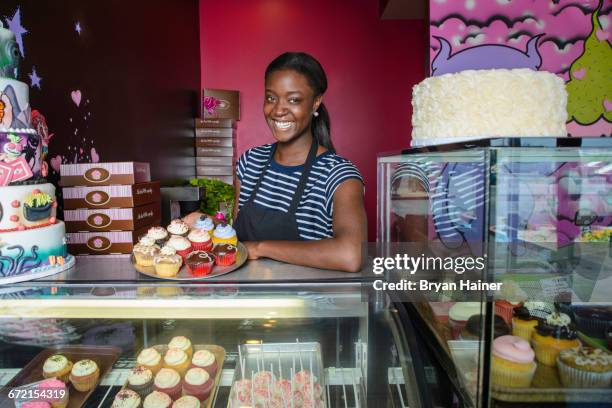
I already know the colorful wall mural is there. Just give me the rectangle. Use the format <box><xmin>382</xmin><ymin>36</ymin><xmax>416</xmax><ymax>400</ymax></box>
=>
<box><xmin>429</xmin><ymin>0</ymin><xmax>611</xmax><ymax>137</ymax></box>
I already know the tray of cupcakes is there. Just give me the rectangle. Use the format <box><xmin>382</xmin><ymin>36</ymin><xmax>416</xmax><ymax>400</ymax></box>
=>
<box><xmin>132</xmin><ymin>216</ymin><xmax>247</xmax><ymax>280</ymax></box>
<box><xmin>460</xmin><ymin>301</ymin><xmax>612</xmax><ymax>402</ymax></box>
<box><xmin>111</xmin><ymin>337</ymin><xmax>225</xmax><ymax>408</ymax></box>
<box><xmin>1</xmin><ymin>345</ymin><xmax>121</xmax><ymax>408</ymax></box>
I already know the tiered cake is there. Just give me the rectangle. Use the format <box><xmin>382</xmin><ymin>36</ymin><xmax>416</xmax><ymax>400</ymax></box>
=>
<box><xmin>0</xmin><ymin>23</ymin><xmax>68</xmax><ymax>278</ymax></box>
<box><xmin>411</xmin><ymin>69</ymin><xmax>568</xmax><ymax>145</ymax></box>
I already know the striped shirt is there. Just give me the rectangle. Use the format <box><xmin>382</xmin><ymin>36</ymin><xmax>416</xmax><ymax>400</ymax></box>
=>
<box><xmin>237</xmin><ymin>144</ymin><xmax>363</xmax><ymax>240</ymax></box>
<box><xmin>391</xmin><ymin>157</ymin><xmax>485</xmax><ymax>244</ymax></box>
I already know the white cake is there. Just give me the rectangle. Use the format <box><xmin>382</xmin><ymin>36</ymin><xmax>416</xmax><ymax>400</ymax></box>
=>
<box><xmin>411</xmin><ymin>69</ymin><xmax>568</xmax><ymax>145</ymax></box>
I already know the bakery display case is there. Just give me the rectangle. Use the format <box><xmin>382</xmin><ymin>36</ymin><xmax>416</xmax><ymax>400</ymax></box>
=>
<box><xmin>378</xmin><ymin>137</ymin><xmax>612</xmax><ymax>407</ymax></box>
<box><xmin>0</xmin><ymin>258</ymin><xmax>473</xmax><ymax>408</ymax></box>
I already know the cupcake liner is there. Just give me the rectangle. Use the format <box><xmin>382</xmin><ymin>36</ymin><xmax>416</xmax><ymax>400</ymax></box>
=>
<box><xmin>176</xmin><ymin>247</ymin><xmax>193</xmax><ymax>261</ymax></box>
<box><xmin>155</xmin><ymin>263</ymin><xmax>181</xmax><ymax>278</ymax></box>
<box><xmin>191</xmin><ymin>240</ymin><xmax>213</xmax><ymax>252</ymax></box>
<box><xmin>183</xmin><ymin>379</ymin><xmax>213</xmax><ymax>402</ymax></box>
<box><xmin>557</xmin><ymin>357</ymin><xmax>612</xmax><ymax>388</ymax></box>
<box><xmin>495</xmin><ymin>302</ymin><xmax>517</xmax><ymax>325</ymax></box>
<box><xmin>187</xmin><ymin>261</ymin><xmax>214</xmax><ymax>277</ymax></box>
<box><xmin>532</xmin><ymin>339</ymin><xmax>580</xmax><ymax>367</ymax></box>
<box><xmin>155</xmin><ymin>383</ymin><xmax>182</xmax><ymax>401</ymax></box>
<box><xmin>491</xmin><ymin>360</ymin><xmax>536</xmax><ymax>388</ymax></box>
<box><xmin>512</xmin><ymin>319</ymin><xmax>538</xmax><ymax>342</ymax></box>
<box><xmin>70</xmin><ymin>368</ymin><xmax>100</xmax><ymax>392</ymax></box>
<box><xmin>448</xmin><ymin>318</ymin><xmax>466</xmax><ymax>340</ymax></box>
<box><xmin>134</xmin><ymin>252</ymin><xmax>155</xmax><ymax>267</ymax></box>
<box><xmin>215</xmin><ymin>251</ymin><xmax>236</xmax><ymax>266</ymax></box>
<box><xmin>128</xmin><ymin>380</ymin><xmax>155</xmax><ymax>398</ymax></box>
<box><xmin>164</xmin><ymin>359</ymin><xmax>190</xmax><ymax>377</ymax></box>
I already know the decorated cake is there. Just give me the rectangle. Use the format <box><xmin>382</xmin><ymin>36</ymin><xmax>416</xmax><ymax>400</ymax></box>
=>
<box><xmin>411</xmin><ymin>68</ymin><xmax>568</xmax><ymax>145</ymax></box>
<box><xmin>0</xmin><ymin>23</ymin><xmax>69</xmax><ymax>280</ymax></box>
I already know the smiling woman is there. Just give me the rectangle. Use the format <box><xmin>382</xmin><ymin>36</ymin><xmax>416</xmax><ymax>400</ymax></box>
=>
<box><xmin>232</xmin><ymin>52</ymin><xmax>367</xmax><ymax>272</ymax></box>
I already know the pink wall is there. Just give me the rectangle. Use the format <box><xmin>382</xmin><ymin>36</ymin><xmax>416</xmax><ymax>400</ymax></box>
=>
<box><xmin>200</xmin><ymin>0</ymin><xmax>427</xmax><ymax>240</ymax></box>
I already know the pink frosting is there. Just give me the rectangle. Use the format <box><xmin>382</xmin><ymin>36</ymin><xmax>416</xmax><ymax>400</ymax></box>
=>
<box><xmin>493</xmin><ymin>335</ymin><xmax>534</xmax><ymax>364</ymax></box>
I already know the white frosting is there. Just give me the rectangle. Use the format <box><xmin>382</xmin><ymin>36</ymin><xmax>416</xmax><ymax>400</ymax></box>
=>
<box><xmin>154</xmin><ymin>368</ymin><xmax>181</xmax><ymax>388</ymax></box>
<box><xmin>160</xmin><ymin>245</ymin><xmax>177</xmax><ymax>256</ymax></box>
<box><xmin>143</xmin><ymin>391</ymin><xmax>171</xmax><ymax>408</ymax></box>
<box><xmin>147</xmin><ymin>227</ymin><xmax>168</xmax><ymax>240</ymax></box>
<box><xmin>43</xmin><ymin>355</ymin><xmax>69</xmax><ymax>373</ymax></box>
<box><xmin>139</xmin><ymin>236</ymin><xmax>157</xmax><ymax>246</ymax></box>
<box><xmin>111</xmin><ymin>390</ymin><xmax>141</xmax><ymax>408</ymax></box>
<box><xmin>172</xmin><ymin>396</ymin><xmax>200</xmax><ymax>408</ymax></box>
<box><xmin>137</xmin><ymin>348</ymin><xmax>161</xmax><ymax>366</ymax></box>
<box><xmin>184</xmin><ymin>367</ymin><xmax>210</xmax><ymax>386</ymax></box>
<box><xmin>546</xmin><ymin>312</ymin><xmax>571</xmax><ymax>326</ymax></box>
<box><xmin>164</xmin><ymin>348</ymin><xmax>188</xmax><ymax>365</ymax></box>
<box><xmin>166</xmin><ymin>236</ymin><xmax>191</xmax><ymax>251</ymax></box>
<box><xmin>192</xmin><ymin>350</ymin><xmax>215</xmax><ymax>367</ymax></box>
<box><xmin>449</xmin><ymin>302</ymin><xmax>482</xmax><ymax>321</ymax></box>
<box><xmin>187</xmin><ymin>229</ymin><xmax>211</xmax><ymax>243</ymax></box>
<box><xmin>167</xmin><ymin>220</ymin><xmax>189</xmax><ymax>236</ymax></box>
<box><xmin>71</xmin><ymin>359</ymin><xmax>98</xmax><ymax>376</ymax></box>
<box><xmin>412</xmin><ymin>69</ymin><xmax>568</xmax><ymax>142</ymax></box>
<box><xmin>168</xmin><ymin>336</ymin><xmax>191</xmax><ymax>351</ymax></box>
<box><xmin>213</xmin><ymin>224</ymin><xmax>236</xmax><ymax>240</ymax></box>
<box><xmin>128</xmin><ymin>366</ymin><xmax>153</xmax><ymax>386</ymax></box>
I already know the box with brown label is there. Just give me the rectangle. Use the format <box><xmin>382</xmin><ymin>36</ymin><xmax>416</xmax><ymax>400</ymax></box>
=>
<box><xmin>196</xmin><ymin>166</ymin><xmax>234</xmax><ymax>176</ymax></box>
<box><xmin>196</xmin><ymin>147</ymin><xmax>234</xmax><ymax>157</ymax></box>
<box><xmin>66</xmin><ymin>226</ymin><xmax>151</xmax><ymax>254</ymax></box>
<box><xmin>202</xmin><ymin>89</ymin><xmax>240</xmax><ymax>120</ymax></box>
<box><xmin>195</xmin><ymin>118</ymin><xmax>236</xmax><ymax>129</ymax></box>
<box><xmin>196</xmin><ymin>156</ymin><xmax>234</xmax><ymax>166</ymax></box>
<box><xmin>195</xmin><ymin>128</ymin><xmax>235</xmax><ymax>138</ymax></box>
<box><xmin>64</xmin><ymin>202</ymin><xmax>161</xmax><ymax>232</ymax></box>
<box><xmin>62</xmin><ymin>181</ymin><xmax>160</xmax><ymax>209</ymax></box>
<box><xmin>60</xmin><ymin>162</ymin><xmax>150</xmax><ymax>186</ymax></box>
<box><xmin>196</xmin><ymin>137</ymin><xmax>233</xmax><ymax>148</ymax></box>
<box><xmin>197</xmin><ymin>175</ymin><xmax>233</xmax><ymax>185</ymax></box>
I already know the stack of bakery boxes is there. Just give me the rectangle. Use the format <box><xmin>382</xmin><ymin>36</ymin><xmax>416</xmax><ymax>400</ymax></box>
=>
<box><xmin>195</xmin><ymin>88</ymin><xmax>240</xmax><ymax>185</ymax></box>
<box><xmin>60</xmin><ymin>162</ymin><xmax>161</xmax><ymax>255</ymax></box>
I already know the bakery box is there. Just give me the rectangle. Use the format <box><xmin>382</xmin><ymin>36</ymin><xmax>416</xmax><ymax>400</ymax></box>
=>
<box><xmin>195</xmin><ymin>118</ymin><xmax>236</xmax><ymax>129</ymax></box>
<box><xmin>196</xmin><ymin>147</ymin><xmax>234</xmax><ymax>157</ymax></box>
<box><xmin>64</xmin><ymin>202</ymin><xmax>161</xmax><ymax>232</ymax></box>
<box><xmin>195</xmin><ymin>128</ymin><xmax>235</xmax><ymax>138</ymax></box>
<box><xmin>60</xmin><ymin>162</ymin><xmax>150</xmax><ymax>186</ymax></box>
<box><xmin>196</xmin><ymin>137</ymin><xmax>233</xmax><ymax>148</ymax></box>
<box><xmin>66</xmin><ymin>226</ymin><xmax>151</xmax><ymax>255</ymax></box>
<box><xmin>202</xmin><ymin>89</ymin><xmax>240</xmax><ymax>120</ymax></box>
<box><xmin>62</xmin><ymin>181</ymin><xmax>160</xmax><ymax>209</ymax></box>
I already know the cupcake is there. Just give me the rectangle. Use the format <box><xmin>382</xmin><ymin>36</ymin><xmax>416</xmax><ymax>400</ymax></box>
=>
<box><xmin>182</xmin><ymin>367</ymin><xmax>213</xmax><ymax>402</ymax></box>
<box><xmin>191</xmin><ymin>349</ymin><xmax>218</xmax><ymax>377</ymax></box>
<box><xmin>172</xmin><ymin>395</ymin><xmax>201</xmax><ymax>408</ymax></box>
<box><xmin>139</xmin><ymin>236</ymin><xmax>158</xmax><ymax>246</ymax></box>
<box><xmin>154</xmin><ymin>254</ymin><xmax>183</xmax><ymax>278</ymax></box>
<box><xmin>154</xmin><ymin>368</ymin><xmax>183</xmax><ymax>400</ymax></box>
<box><xmin>212</xmin><ymin>244</ymin><xmax>237</xmax><ymax>266</ymax></box>
<box><xmin>557</xmin><ymin>347</ymin><xmax>612</xmax><ymax>388</ymax></box>
<box><xmin>69</xmin><ymin>359</ymin><xmax>100</xmax><ymax>392</ymax></box>
<box><xmin>127</xmin><ymin>366</ymin><xmax>154</xmax><ymax>397</ymax></box>
<box><xmin>143</xmin><ymin>391</ymin><xmax>172</xmax><ymax>408</ymax></box>
<box><xmin>211</xmin><ymin>223</ymin><xmax>237</xmax><ymax>246</ymax></box>
<box><xmin>148</xmin><ymin>227</ymin><xmax>169</xmax><ymax>245</ymax></box>
<box><xmin>512</xmin><ymin>306</ymin><xmax>540</xmax><ymax>341</ymax></box>
<box><xmin>166</xmin><ymin>236</ymin><xmax>193</xmax><ymax>261</ymax></box>
<box><xmin>460</xmin><ymin>314</ymin><xmax>509</xmax><ymax>340</ymax></box>
<box><xmin>137</xmin><ymin>348</ymin><xmax>163</xmax><ymax>374</ymax></box>
<box><xmin>571</xmin><ymin>306</ymin><xmax>612</xmax><ymax>340</ymax></box>
<box><xmin>42</xmin><ymin>354</ymin><xmax>73</xmax><ymax>382</ymax></box>
<box><xmin>37</xmin><ymin>379</ymin><xmax>68</xmax><ymax>408</ymax></box>
<box><xmin>495</xmin><ymin>300</ymin><xmax>523</xmax><ymax>326</ymax></box>
<box><xmin>523</xmin><ymin>301</ymin><xmax>555</xmax><ymax>320</ymax></box>
<box><xmin>532</xmin><ymin>312</ymin><xmax>580</xmax><ymax>366</ymax></box>
<box><xmin>133</xmin><ymin>243</ymin><xmax>160</xmax><ymax>267</ymax></box>
<box><xmin>111</xmin><ymin>389</ymin><xmax>142</xmax><ymax>408</ymax></box>
<box><xmin>187</xmin><ymin>230</ymin><xmax>213</xmax><ymax>252</ymax></box>
<box><xmin>168</xmin><ymin>219</ymin><xmax>190</xmax><ymax>237</ymax></box>
<box><xmin>163</xmin><ymin>348</ymin><xmax>190</xmax><ymax>376</ymax></box>
<box><xmin>448</xmin><ymin>302</ymin><xmax>481</xmax><ymax>339</ymax></box>
<box><xmin>193</xmin><ymin>215</ymin><xmax>215</xmax><ymax>234</ymax></box>
<box><xmin>185</xmin><ymin>251</ymin><xmax>215</xmax><ymax>277</ymax></box>
<box><xmin>491</xmin><ymin>335</ymin><xmax>536</xmax><ymax>388</ymax></box>
<box><xmin>168</xmin><ymin>336</ymin><xmax>193</xmax><ymax>358</ymax></box>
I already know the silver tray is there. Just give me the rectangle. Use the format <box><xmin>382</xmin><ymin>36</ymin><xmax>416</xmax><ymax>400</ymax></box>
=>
<box><xmin>229</xmin><ymin>342</ymin><xmax>327</xmax><ymax>408</ymax></box>
<box><xmin>132</xmin><ymin>242</ymin><xmax>247</xmax><ymax>280</ymax></box>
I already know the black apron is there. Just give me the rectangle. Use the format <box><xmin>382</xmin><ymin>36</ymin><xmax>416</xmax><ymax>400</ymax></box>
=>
<box><xmin>234</xmin><ymin>140</ymin><xmax>318</xmax><ymax>241</ymax></box>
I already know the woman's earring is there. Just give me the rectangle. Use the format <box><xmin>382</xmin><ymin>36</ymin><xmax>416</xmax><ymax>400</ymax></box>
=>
<box><xmin>313</xmin><ymin>111</ymin><xmax>319</xmax><ymax>117</ymax></box>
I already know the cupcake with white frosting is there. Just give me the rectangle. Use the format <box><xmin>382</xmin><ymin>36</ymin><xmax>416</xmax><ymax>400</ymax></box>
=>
<box><xmin>137</xmin><ymin>348</ymin><xmax>163</xmax><ymax>374</ymax></box>
<box><xmin>163</xmin><ymin>348</ymin><xmax>190</xmax><ymax>376</ymax></box>
<box><xmin>167</xmin><ymin>219</ymin><xmax>190</xmax><ymax>237</ymax></box>
<box><xmin>154</xmin><ymin>368</ymin><xmax>182</xmax><ymax>400</ymax></box>
<box><xmin>111</xmin><ymin>389</ymin><xmax>141</xmax><ymax>408</ymax></box>
<box><xmin>147</xmin><ymin>227</ymin><xmax>169</xmax><ymax>245</ymax></box>
<box><xmin>182</xmin><ymin>368</ymin><xmax>213</xmax><ymax>402</ymax></box>
<box><xmin>190</xmin><ymin>349</ymin><xmax>217</xmax><ymax>377</ymax></box>
<box><xmin>143</xmin><ymin>391</ymin><xmax>172</xmax><ymax>408</ymax></box>
<box><xmin>69</xmin><ymin>359</ymin><xmax>100</xmax><ymax>391</ymax></box>
<box><xmin>168</xmin><ymin>336</ymin><xmax>193</xmax><ymax>358</ymax></box>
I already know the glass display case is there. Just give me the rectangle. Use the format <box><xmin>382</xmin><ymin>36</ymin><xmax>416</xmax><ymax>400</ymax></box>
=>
<box><xmin>378</xmin><ymin>137</ymin><xmax>612</xmax><ymax>407</ymax></box>
<box><xmin>0</xmin><ymin>257</ymin><xmax>475</xmax><ymax>408</ymax></box>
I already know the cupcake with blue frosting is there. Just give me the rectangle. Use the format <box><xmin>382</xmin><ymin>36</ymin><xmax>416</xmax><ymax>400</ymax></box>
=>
<box><xmin>212</xmin><ymin>223</ymin><xmax>237</xmax><ymax>246</ymax></box>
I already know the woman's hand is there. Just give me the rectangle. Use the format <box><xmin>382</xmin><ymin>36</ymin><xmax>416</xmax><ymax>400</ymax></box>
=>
<box><xmin>243</xmin><ymin>241</ymin><xmax>261</xmax><ymax>260</ymax></box>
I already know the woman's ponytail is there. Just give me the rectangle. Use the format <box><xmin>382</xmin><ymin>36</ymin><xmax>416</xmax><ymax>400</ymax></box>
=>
<box><xmin>313</xmin><ymin>102</ymin><xmax>335</xmax><ymax>153</ymax></box>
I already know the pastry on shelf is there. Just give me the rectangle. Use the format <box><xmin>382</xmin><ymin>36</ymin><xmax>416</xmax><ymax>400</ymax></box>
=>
<box><xmin>168</xmin><ymin>336</ymin><xmax>193</xmax><ymax>358</ymax></box>
<box><xmin>163</xmin><ymin>349</ymin><xmax>190</xmax><ymax>377</ymax></box>
<box><xmin>166</xmin><ymin>236</ymin><xmax>193</xmax><ymax>261</ymax></box>
<box><xmin>532</xmin><ymin>312</ymin><xmax>580</xmax><ymax>367</ymax></box>
<box><xmin>153</xmin><ymin>254</ymin><xmax>183</xmax><ymax>278</ymax></box>
<box><xmin>185</xmin><ymin>251</ymin><xmax>215</xmax><ymax>277</ymax></box>
<box><xmin>167</xmin><ymin>219</ymin><xmax>190</xmax><ymax>238</ymax></box>
<box><xmin>187</xmin><ymin>229</ymin><xmax>213</xmax><ymax>252</ymax></box>
<box><xmin>137</xmin><ymin>348</ymin><xmax>163</xmax><ymax>374</ymax></box>
<box><xmin>147</xmin><ymin>227</ymin><xmax>169</xmax><ymax>245</ymax></box>
<box><xmin>191</xmin><ymin>349</ymin><xmax>217</xmax><ymax>377</ymax></box>
<box><xmin>448</xmin><ymin>302</ymin><xmax>481</xmax><ymax>339</ymax></box>
<box><xmin>182</xmin><ymin>367</ymin><xmax>213</xmax><ymax>401</ymax></box>
<box><xmin>557</xmin><ymin>347</ymin><xmax>612</xmax><ymax>388</ymax></box>
<box><xmin>69</xmin><ymin>359</ymin><xmax>100</xmax><ymax>392</ymax></box>
<box><xmin>143</xmin><ymin>391</ymin><xmax>172</xmax><ymax>408</ymax></box>
<box><xmin>171</xmin><ymin>395</ymin><xmax>200</xmax><ymax>408</ymax></box>
<box><xmin>212</xmin><ymin>244</ymin><xmax>237</xmax><ymax>266</ymax></box>
<box><xmin>491</xmin><ymin>335</ymin><xmax>536</xmax><ymax>388</ymax></box>
<box><xmin>460</xmin><ymin>314</ymin><xmax>509</xmax><ymax>340</ymax></box>
<box><xmin>512</xmin><ymin>307</ymin><xmax>539</xmax><ymax>341</ymax></box>
<box><xmin>154</xmin><ymin>368</ymin><xmax>182</xmax><ymax>400</ymax></box>
<box><xmin>42</xmin><ymin>354</ymin><xmax>73</xmax><ymax>383</ymax></box>
<box><xmin>111</xmin><ymin>389</ymin><xmax>141</xmax><ymax>408</ymax></box>
<box><xmin>127</xmin><ymin>366</ymin><xmax>154</xmax><ymax>397</ymax></box>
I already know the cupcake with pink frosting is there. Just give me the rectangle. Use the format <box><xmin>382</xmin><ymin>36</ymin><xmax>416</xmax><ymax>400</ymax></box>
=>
<box><xmin>491</xmin><ymin>335</ymin><xmax>536</xmax><ymax>388</ymax></box>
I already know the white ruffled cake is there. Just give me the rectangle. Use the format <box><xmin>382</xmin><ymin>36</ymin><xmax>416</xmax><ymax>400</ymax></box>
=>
<box><xmin>411</xmin><ymin>69</ymin><xmax>568</xmax><ymax>145</ymax></box>
<box><xmin>0</xmin><ymin>23</ymin><xmax>69</xmax><ymax>280</ymax></box>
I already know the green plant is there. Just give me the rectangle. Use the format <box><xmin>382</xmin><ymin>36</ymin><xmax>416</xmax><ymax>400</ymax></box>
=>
<box><xmin>189</xmin><ymin>178</ymin><xmax>235</xmax><ymax>222</ymax></box>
